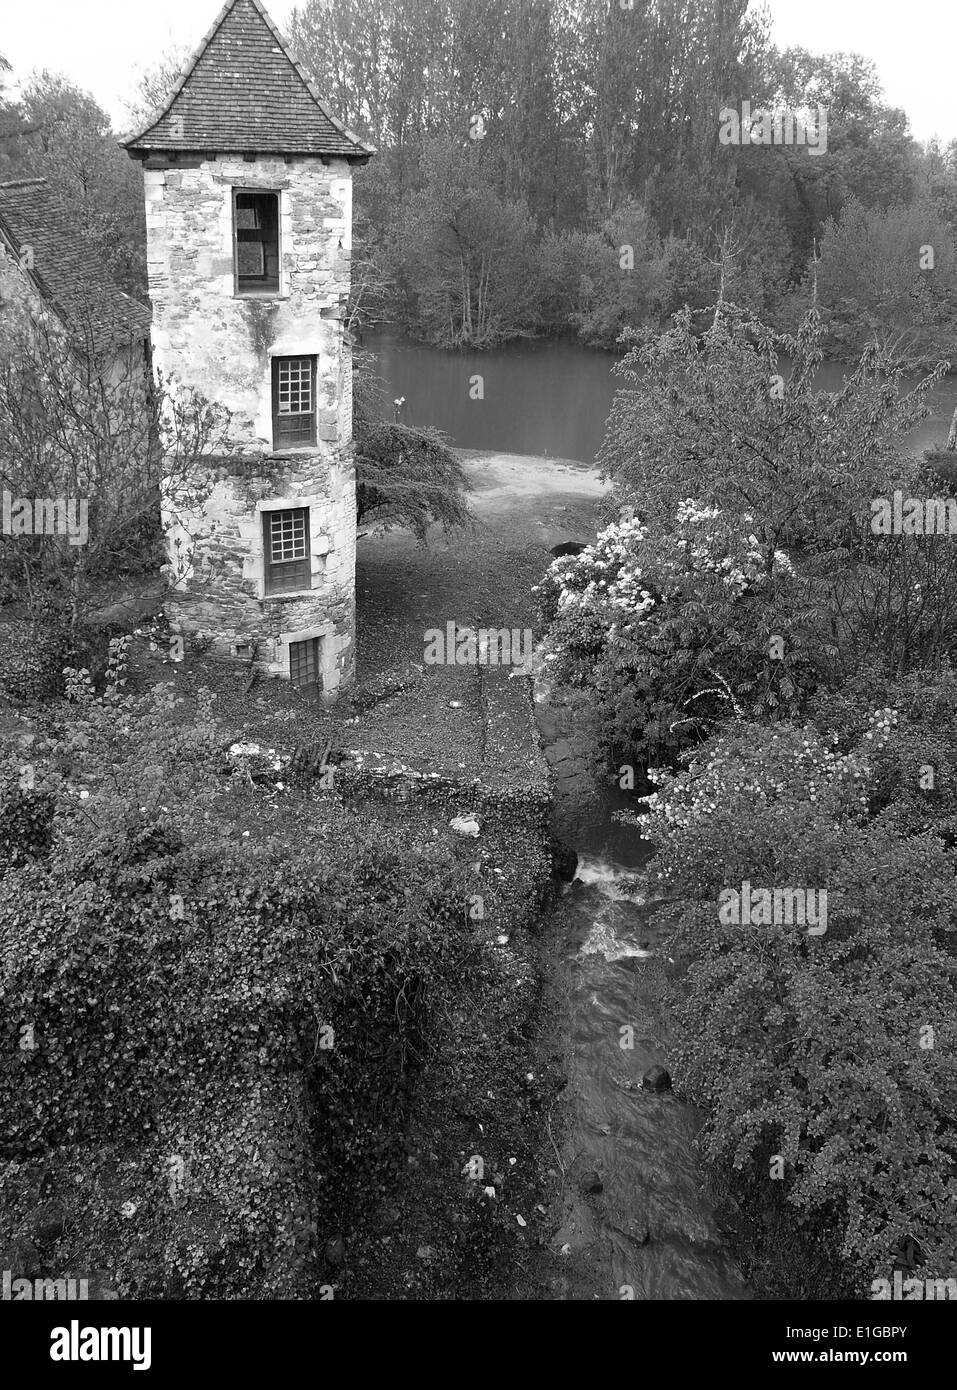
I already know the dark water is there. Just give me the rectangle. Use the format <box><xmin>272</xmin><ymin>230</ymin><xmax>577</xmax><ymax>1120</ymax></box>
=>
<box><xmin>364</xmin><ymin>330</ymin><xmax>957</xmax><ymax>465</ymax></box>
<box><xmin>534</xmin><ymin>686</ymin><xmax>751</xmax><ymax>1300</ymax></box>
<box><xmin>547</xmin><ymin>832</ymin><xmax>751</xmax><ymax>1299</ymax></box>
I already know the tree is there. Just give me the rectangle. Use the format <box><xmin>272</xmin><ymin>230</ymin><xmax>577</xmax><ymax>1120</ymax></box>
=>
<box><xmin>389</xmin><ymin>135</ymin><xmax>541</xmax><ymax>346</ymax></box>
<box><xmin>15</xmin><ymin>74</ymin><xmax>146</xmax><ymax>297</ymax></box>
<box><xmin>0</xmin><ymin>52</ymin><xmax>38</xmax><ymax>176</ymax></box>
<box><xmin>744</xmin><ymin>47</ymin><xmax>920</xmax><ymax>268</ymax></box>
<box><xmin>540</xmin><ymin>200</ymin><xmax>671</xmax><ymax>347</ymax></box>
<box><xmin>353</xmin><ymin>350</ymin><xmax>471</xmax><ymax>541</ymax></box>
<box><xmin>124</xmin><ymin>44</ymin><xmax>192</xmax><ymax>132</ymax></box>
<box><xmin>816</xmin><ymin>198</ymin><xmax>957</xmax><ymax>365</ymax></box>
<box><xmin>598</xmin><ymin>306</ymin><xmax>946</xmax><ymax>560</ymax></box>
<box><xmin>0</xmin><ymin>304</ymin><xmax>228</xmax><ymax>690</ymax></box>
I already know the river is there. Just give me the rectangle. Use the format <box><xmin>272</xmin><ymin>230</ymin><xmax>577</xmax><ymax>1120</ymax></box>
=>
<box><xmin>363</xmin><ymin>329</ymin><xmax>957</xmax><ymax>465</ymax></box>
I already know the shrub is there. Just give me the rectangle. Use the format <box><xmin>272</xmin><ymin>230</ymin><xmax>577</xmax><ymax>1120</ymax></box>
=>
<box><xmin>537</xmin><ymin>504</ymin><xmax>827</xmax><ymax>767</ymax></box>
<box><xmin>0</xmin><ymin>679</ymin><xmax>487</xmax><ymax>1296</ymax></box>
<box><xmin>809</xmin><ymin>664</ymin><xmax>957</xmax><ymax>842</ymax></box>
<box><xmin>597</xmin><ymin>306</ymin><xmax>945</xmax><ymax>554</ymax></box>
<box><xmin>633</xmin><ymin>716</ymin><xmax>957</xmax><ymax>1291</ymax></box>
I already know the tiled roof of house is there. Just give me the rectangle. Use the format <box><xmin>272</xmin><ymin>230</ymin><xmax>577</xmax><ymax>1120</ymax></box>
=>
<box><xmin>0</xmin><ymin>176</ymin><xmax>151</xmax><ymax>347</ymax></box>
<box><xmin>0</xmin><ymin>177</ymin><xmax>152</xmax><ymax>346</ymax></box>
<box><xmin>123</xmin><ymin>0</ymin><xmax>374</xmax><ymax>160</ymax></box>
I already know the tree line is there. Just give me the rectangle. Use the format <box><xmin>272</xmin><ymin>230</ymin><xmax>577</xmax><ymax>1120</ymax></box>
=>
<box><xmin>4</xmin><ymin>3</ymin><xmax>957</xmax><ymax>361</ymax></box>
<box><xmin>285</xmin><ymin>0</ymin><xmax>957</xmax><ymax>360</ymax></box>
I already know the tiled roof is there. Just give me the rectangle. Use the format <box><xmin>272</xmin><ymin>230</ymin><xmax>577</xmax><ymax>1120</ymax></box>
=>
<box><xmin>123</xmin><ymin>0</ymin><xmax>374</xmax><ymax>160</ymax></box>
<box><xmin>0</xmin><ymin>178</ymin><xmax>152</xmax><ymax>346</ymax></box>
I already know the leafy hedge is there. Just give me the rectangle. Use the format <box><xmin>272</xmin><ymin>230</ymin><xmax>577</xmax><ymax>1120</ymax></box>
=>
<box><xmin>633</xmin><ymin>704</ymin><xmax>957</xmax><ymax>1292</ymax></box>
<box><xmin>0</xmin><ymin>673</ymin><xmax>494</xmax><ymax>1297</ymax></box>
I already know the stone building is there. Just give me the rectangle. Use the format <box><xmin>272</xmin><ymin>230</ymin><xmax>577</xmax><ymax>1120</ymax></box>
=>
<box><xmin>124</xmin><ymin>0</ymin><xmax>373</xmax><ymax>695</ymax></box>
<box><xmin>0</xmin><ymin>176</ymin><xmax>151</xmax><ymax>365</ymax></box>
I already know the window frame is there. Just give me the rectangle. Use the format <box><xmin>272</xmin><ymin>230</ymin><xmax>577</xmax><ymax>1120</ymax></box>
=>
<box><xmin>271</xmin><ymin>355</ymin><xmax>318</xmax><ymax>450</ymax></box>
<box><xmin>262</xmin><ymin>506</ymin><xmax>312</xmax><ymax>596</ymax></box>
<box><xmin>233</xmin><ymin>188</ymin><xmax>281</xmax><ymax>298</ymax></box>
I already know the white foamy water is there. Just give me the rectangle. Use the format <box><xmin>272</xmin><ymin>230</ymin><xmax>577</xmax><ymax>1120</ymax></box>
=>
<box><xmin>579</xmin><ymin>918</ymin><xmax>653</xmax><ymax>962</ymax></box>
<box><xmin>573</xmin><ymin>852</ymin><xmax>645</xmax><ymax>901</ymax></box>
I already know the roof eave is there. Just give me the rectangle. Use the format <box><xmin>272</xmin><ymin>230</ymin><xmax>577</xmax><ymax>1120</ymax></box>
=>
<box><xmin>124</xmin><ymin>143</ymin><xmax>375</xmax><ymax>162</ymax></box>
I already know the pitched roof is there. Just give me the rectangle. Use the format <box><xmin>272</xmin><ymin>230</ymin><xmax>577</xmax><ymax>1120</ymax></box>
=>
<box><xmin>123</xmin><ymin>0</ymin><xmax>374</xmax><ymax>161</ymax></box>
<box><xmin>0</xmin><ymin>178</ymin><xmax>152</xmax><ymax>346</ymax></box>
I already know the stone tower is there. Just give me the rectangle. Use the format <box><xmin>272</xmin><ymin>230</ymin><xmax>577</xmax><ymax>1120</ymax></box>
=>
<box><xmin>124</xmin><ymin>0</ymin><xmax>373</xmax><ymax>695</ymax></box>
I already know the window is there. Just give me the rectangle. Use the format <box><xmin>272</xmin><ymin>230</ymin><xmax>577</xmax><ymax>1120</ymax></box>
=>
<box><xmin>234</xmin><ymin>190</ymin><xmax>280</xmax><ymax>295</ymax></box>
<box><xmin>263</xmin><ymin>507</ymin><xmax>311</xmax><ymax>595</ymax></box>
<box><xmin>289</xmin><ymin>637</ymin><xmax>321</xmax><ymax>688</ymax></box>
<box><xmin>272</xmin><ymin>356</ymin><xmax>317</xmax><ymax>449</ymax></box>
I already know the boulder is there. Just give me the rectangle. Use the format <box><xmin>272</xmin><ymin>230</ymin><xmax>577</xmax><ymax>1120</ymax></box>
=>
<box><xmin>642</xmin><ymin>1064</ymin><xmax>672</xmax><ymax>1093</ymax></box>
<box><xmin>549</xmin><ymin>836</ymin><xmax>578</xmax><ymax>882</ymax></box>
<box><xmin>450</xmin><ymin>814</ymin><xmax>480</xmax><ymax>837</ymax></box>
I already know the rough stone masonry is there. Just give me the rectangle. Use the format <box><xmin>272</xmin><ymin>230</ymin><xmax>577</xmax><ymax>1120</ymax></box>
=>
<box><xmin>124</xmin><ymin>0</ymin><xmax>375</xmax><ymax>696</ymax></box>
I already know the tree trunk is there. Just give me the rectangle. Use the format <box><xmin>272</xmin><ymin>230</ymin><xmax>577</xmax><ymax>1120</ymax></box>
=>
<box><xmin>947</xmin><ymin>404</ymin><xmax>957</xmax><ymax>452</ymax></box>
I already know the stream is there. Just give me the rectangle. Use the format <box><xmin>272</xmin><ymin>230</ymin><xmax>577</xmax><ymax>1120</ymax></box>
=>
<box><xmin>536</xmin><ymin>695</ymin><xmax>752</xmax><ymax>1300</ymax></box>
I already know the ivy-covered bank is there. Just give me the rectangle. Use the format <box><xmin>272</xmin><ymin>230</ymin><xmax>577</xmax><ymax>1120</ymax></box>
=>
<box><xmin>0</xmin><ymin>637</ymin><xmax>560</xmax><ymax>1299</ymax></box>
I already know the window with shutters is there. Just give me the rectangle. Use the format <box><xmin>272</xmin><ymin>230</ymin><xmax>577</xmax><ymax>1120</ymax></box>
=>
<box><xmin>263</xmin><ymin>507</ymin><xmax>311</xmax><ymax>595</ymax></box>
<box><xmin>233</xmin><ymin>190</ymin><xmax>280</xmax><ymax>296</ymax></box>
<box><xmin>272</xmin><ymin>356</ymin><xmax>317</xmax><ymax>449</ymax></box>
<box><xmin>288</xmin><ymin>637</ymin><xmax>321</xmax><ymax>688</ymax></box>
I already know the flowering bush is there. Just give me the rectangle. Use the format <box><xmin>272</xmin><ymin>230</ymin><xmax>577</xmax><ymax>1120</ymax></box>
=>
<box><xmin>631</xmin><ymin>715</ymin><xmax>957</xmax><ymax>1292</ymax></box>
<box><xmin>809</xmin><ymin>663</ymin><xmax>957</xmax><ymax>844</ymax></box>
<box><xmin>537</xmin><ymin>502</ymin><xmax>825</xmax><ymax>765</ymax></box>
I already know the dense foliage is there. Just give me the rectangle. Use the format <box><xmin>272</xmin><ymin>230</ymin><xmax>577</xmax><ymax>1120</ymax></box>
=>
<box><xmin>630</xmin><ymin>700</ymin><xmax>957</xmax><ymax>1292</ymax></box>
<box><xmin>597</xmin><ymin>307</ymin><xmax>945</xmax><ymax>547</ymax></box>
<box><xmin>544</xmin><ymin>308</ymin><xmax>954</xmax><ymax>765</ymax></box>
<box><xmin>284</xmin><ymin>0</ymin><xmax>957</xmax><ymax>352</ymax></box>
<box><xmin>537</xmin><ymin>504</ymin><xmax>822</xmax><ymax>765</ymax></box>
<box><xmin>0</xmin><ymin>668</ymin><xmax>490</xmax><ymax>1296</ymax></box>
<box><xmin>539</xmin><ymin>299</ymin><xmax>957</xmax><ymax>1295</ymax></box>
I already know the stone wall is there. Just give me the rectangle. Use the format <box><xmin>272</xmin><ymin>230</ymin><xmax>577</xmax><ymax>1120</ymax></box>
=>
<box><xmin>143</xmin><ymin>153</ymin><xmax>357</xmax><ymax>692</ymax></box>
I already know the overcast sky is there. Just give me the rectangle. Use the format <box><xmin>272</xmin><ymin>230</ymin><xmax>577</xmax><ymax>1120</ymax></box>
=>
<box><xmin>1</xmin><ymin>0</ymin><xmax>954</xmax><ymax>144</ymax></box>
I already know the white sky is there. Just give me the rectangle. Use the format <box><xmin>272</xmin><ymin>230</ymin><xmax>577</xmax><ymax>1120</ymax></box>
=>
<box><xmin>0</xmin><ymin>0</ymin><xmax>954</xmax><ymax>144</ymax></box>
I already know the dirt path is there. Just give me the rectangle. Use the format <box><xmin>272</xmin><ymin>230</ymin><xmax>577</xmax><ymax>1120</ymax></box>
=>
<box><xmin>356</xmin><ymin>450</ymin><xmax>608</xmax><ymax>681</ymax></box>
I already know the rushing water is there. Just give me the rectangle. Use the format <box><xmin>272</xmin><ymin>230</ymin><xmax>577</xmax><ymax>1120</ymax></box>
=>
<box><xmin>533</xmin><ymin>675</ymin><xmax>750</xmax><ymax>1300</ymax></box>
<box><xmin>545</xmin><ymin>803</ymin><xmax>751</xmax><ymax>1299</ymax></box>
<box><xmin>364</xmin><ymin>329</ymin><xmax>957</xmax><ymax>465</ymax></box>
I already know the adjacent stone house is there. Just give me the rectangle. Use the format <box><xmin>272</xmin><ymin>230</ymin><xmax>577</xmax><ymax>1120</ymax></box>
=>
<box><xmin>0</xmin><ymin>176</ymin><xmax>151</xmax><ymax>367</ymax></box>
<box><xmin>123</xmin><ymin>0</ymin><xmax>374</xmax><ymax>696</ymax></box>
